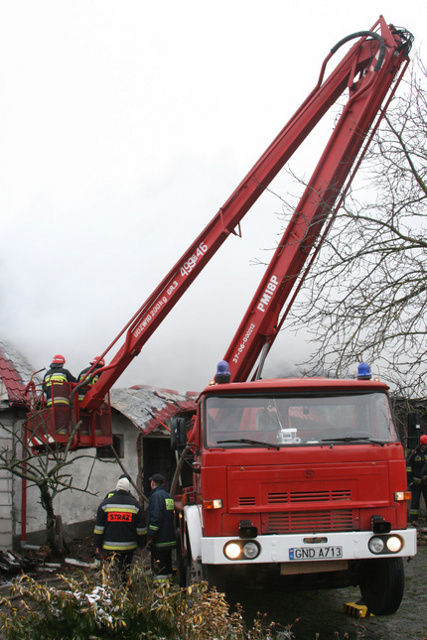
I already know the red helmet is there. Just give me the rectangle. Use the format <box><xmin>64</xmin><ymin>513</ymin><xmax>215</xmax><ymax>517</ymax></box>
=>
<box><xmin>91</xmin><ymin>357</ymin><xmax>105</xmax><ymax>367</ymax></box>
<box><xmin>420</xmin><ymin>434</ymin><xmax>427</xmax><ymax>445</ymax></box>
<box><xmin>51</xmin><ymin>354</ymin><xmax>65</xmax><ymax>364</ymax></box>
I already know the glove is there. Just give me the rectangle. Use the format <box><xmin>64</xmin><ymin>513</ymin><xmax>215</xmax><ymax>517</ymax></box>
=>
<box><xmin>147</xmin><ymin>537</ymin><xmax>154</xmax><ymax>548</ymax></box>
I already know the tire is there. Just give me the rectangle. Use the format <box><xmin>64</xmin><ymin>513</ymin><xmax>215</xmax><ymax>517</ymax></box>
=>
<box><xmin>359</xmin><ymin>557</ymin><xmax>404</xmax><ymax>615</ymax></box>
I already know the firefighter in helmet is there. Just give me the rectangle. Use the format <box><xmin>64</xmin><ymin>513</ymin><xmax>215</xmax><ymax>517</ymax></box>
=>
<box><xmin>407</xmin><ymin>433</ymin><xmax>427</xmax><ymax>524</ymax></box>
<box><xmin>77</xmin><ymin>357</ymin><xmax>105</xmax><ymax>402</ymax></box>
<box><xmin>42</xmin><ymin>355</ymin><xmax>76</xmax><ymax>407</ymax></box>
<box><xmin>42</xmin><ymin>355</ymin><xmax>76</xmax><ymax>435</ymax></box>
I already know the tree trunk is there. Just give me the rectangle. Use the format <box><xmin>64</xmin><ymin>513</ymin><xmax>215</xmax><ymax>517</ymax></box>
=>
<box><xmin>40</xmin><ymin>483</ymin><xmax>62</xmax><ymax>557</ymax></box>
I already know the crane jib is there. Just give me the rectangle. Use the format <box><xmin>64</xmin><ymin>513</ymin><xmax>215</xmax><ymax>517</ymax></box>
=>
<box><xmin>76</xmin><ymin>17</ymin><xmax>412</xmax><ymax>412</ymax></box>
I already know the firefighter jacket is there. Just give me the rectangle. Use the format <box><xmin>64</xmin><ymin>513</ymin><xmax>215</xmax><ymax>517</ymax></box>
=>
<box><xmin>77</xmin><ymin>365</ymin><xmax>102</xmax><ymax>402</ymax></box>
<box><xmin>147</xmin><ymin>486</ymin><xmax>176</xmax><ymax>549</ymax></box>
<box><xmin>93</xmin><ymin>490</ymin><xmax>147</xmax><ymax>553</ymax></box>
<box><xmin>406</xmin><ymin>447</ymin><xmax>427</xmax><ymax>486</ymax></box>
<box><xmin>43</xmin><ymin>364</ymin><xmax>76</xmax><ymax>407</ymax></box>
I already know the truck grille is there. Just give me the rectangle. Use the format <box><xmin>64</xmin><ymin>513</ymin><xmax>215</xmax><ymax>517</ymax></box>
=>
<box><xmin>265</xmin><ymin>509</ymin><xmax>354</xmax><ymax>533</ymax></box>
<box><xmin>268</xmin><ymin>489</ymin><xmax>352</xmax><ymax>503</ymax></box>
<box><xmin>238</xmin><ymin>488</ymin><xmax>352</xmax><ymax>507</ymax></box>
<box><xmin>236</xmin><ymin>489</ymin><xmax>355</xmax><ymax>533</ymax></box>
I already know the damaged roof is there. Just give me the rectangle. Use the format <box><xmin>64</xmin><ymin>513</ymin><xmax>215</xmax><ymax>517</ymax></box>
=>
<box><xmin>0</xmin><ymin>341</ymin><xmax>42</xmax><ymax>408</ymax></box>
<box><xmin>0</xmin><ymin>340</ymin><xmax>198</xmax><ymax>431</ymax></box>
<box><xmin>110</xmin><ymin>385</ymin><xmax>198</xmax><ymax>435</ymax></box>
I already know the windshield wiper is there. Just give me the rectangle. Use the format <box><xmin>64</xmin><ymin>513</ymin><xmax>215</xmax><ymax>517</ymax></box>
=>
<box><xmin>321</xmin><ymin>436</ymin><xmax>385</xmax><ymax>445</ymax></box>
<box><xmin>217</xmin><ymin>438</ymin><xmax>280</xmax><ymax>450</ymax></box>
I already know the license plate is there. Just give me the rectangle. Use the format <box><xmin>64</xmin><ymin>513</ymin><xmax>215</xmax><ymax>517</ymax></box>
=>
<box><xmin>289</xmin><ymin>546</ymin><xmax>343</xmax><ymax>560</ymax></box>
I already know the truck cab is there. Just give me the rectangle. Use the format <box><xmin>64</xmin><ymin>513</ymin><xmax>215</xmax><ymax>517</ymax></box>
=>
<box><xmin>172</xmin><ymin>375</ymin><xmax>416</xmax><ymax>615</ymax></box>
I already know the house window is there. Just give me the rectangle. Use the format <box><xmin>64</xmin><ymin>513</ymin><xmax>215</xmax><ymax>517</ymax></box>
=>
<box><xmin>96</xmin><ymin>434</ymin><xmax>124</xmax><ymax>459</ymax></box>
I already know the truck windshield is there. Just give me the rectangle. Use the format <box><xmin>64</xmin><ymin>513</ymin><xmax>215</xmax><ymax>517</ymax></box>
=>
<box><xmin>204</xmin><ymin>392</ymin><xmax>398</xmax><ymax>448</ymax></box>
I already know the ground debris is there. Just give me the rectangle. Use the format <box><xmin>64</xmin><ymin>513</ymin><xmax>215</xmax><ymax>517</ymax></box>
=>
<box><xmin>417</xmin><ymin>527</ymin><xmax>427</xmax><ymax>544</ymax></box>
<box><xmin>0</xmin><ymin>536</ymin><xmax>95</xmax><ymax>585</ymax></box>
<box><xmin>0</xmin><ymin>550</ymin><xmax>21</xmax><ymax>575</ymax></box>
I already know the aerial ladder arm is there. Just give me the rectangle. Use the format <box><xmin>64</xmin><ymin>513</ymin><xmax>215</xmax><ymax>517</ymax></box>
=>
<box><xmin>82</xmin><ymin>16</ymin><xmax>412</xmax><ymax>410</ymax></box>
<box><xmin>222</xmin><ymin>19</ymin><xmax>412</xmax><ymax>383</ymax></box>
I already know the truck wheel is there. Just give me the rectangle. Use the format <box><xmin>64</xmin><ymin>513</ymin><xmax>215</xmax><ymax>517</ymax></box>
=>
<box><xmin>358</xmin><ymin>557</ymin><xmax>404</xmax><ymax>615</ymax></box>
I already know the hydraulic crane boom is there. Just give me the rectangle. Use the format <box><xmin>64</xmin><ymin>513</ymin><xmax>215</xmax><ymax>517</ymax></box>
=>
<box><xmin>222</xmin><ymin>18</ymin><xmax>412</xmax><ymax>382</ymax></box>
<box><xmin>169</xmin><ymin>16</ymin><xmax>416</xmax><ymax>609</ymax></box>
<box><xmin>82</xmin><ymin>16</ymin><xmax>411</xmax><ymax>411</ymax></box>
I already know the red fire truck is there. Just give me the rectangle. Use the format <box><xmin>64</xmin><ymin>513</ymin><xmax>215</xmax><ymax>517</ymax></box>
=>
<box><xmin>171</xmin><ymin>373</ymin><xmax>415</xmax><ymax>614</ymax></box>
<box><xmin>168</xmin><ymin>19</ymin><xmax>417</xmax><ymax>615</ymax></box>
<box><xmin>27</xmin><ymin>16</ymin><xmax>412</xmax><ymax>460</ymax></box>
<box><xmin>25</xmin><ymin>17</ymin><xmax>416</xmax><ymax>614</ymax></box>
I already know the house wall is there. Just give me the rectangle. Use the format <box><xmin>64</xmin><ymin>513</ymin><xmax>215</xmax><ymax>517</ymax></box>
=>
<box><xmin>0</xmin><ymin>416</ymin><xmax>14</xmax><ymax>550</ymax></box>
<box><xmin>14</xmin><ymin>413</ymin><xmax>143</xmax><ymax>547</ymax></box>
<box><xmin>0</xmin><ymin>403</ymin><xmax>172</xmax><ymax>551</ymax></box>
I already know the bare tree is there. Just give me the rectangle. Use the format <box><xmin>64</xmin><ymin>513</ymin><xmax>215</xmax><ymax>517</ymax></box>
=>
<box><xmin>0</xmin><ymin>415</ymin><xmax>97</xmax><ymax>557</ymax></box>
<box><xmin>281</xmin><ymin>54</ymin><xmax>427</xmax><ymax>398</ymax></box>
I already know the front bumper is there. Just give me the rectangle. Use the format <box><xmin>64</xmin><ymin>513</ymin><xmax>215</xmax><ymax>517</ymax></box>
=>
<box><xmin>200</xmin><ymin>527</ymin><xmax>417</xmax><ymax>565</ymax></box>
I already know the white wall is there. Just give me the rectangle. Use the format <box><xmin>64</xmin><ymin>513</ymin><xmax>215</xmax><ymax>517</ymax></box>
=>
<box><xmin>10</xmin><ymin>413</ymin><xmax>143</xmax><ymax>548</ymax></box>
<box><xmin>55</xmin><ymin>413</ymin><xmax>142</xmax><ymax>527</ymax></box>
<box><xmin>0</xmin><ymin>419</ymin><xmax>14</xmax><ymax>550</ymax></box>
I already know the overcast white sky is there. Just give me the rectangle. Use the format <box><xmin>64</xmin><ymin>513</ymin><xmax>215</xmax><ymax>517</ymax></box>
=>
<box><xmin>0</xmin><ymin>1</ymin><xmax>426</xmax><ymax>392</ymax></box>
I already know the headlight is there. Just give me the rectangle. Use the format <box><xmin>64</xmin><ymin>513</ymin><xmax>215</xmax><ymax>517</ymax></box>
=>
<box><xmin>386</xmin><ymin>536</ymin><xmax>403</xmax><ymax>553</ymax></box>
<box><xmin>224</xmin><ymin>542</ymin><xmax>241</xmax><ymax>560</ymax></box>
<box><xmin>368</xmin><ymin>535</ymin><xmax>403</xmax><ymax>555</ymax></box>
<box><xmin>223</xmin><ymin>540</ymin><xmax>261</xmax><ymax>560</ymax></box>
<box><xmin>368</xmin><ymin>536</ymin><xmax>385</xmax><ymax>554</ymax></box>
<box><xmin>243</xmin><ymin>541</ymin><xmax>260</xmax><ymax>559</ymax></box>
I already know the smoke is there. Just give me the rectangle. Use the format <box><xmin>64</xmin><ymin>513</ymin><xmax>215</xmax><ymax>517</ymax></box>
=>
<box><xmin>2</xmin><ymin>2</ymin><xmax>422</xmax><ymax>391</ymax></box>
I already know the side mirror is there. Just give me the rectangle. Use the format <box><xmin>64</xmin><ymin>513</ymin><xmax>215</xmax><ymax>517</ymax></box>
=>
<box><xmin>170</xmin><ymin>417</ymin><xmax>188</xmax><ymax>451</ymax></box>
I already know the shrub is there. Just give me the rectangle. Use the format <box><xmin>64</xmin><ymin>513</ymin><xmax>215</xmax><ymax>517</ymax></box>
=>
<box><xmin>0</xmin><ymin>563</ymin><xmax>281</xmax><ymax>640</ymax></box>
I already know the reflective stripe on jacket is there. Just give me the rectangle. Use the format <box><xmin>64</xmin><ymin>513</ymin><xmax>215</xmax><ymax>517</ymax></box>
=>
<box><xmin>147</xmin><ymin>486</ymin><xmax>176</xmax><ymax>549</ymax></box>
<box><xmin>407</xmin><ymin>448</ymin><xmax>427</xmax><ymax>484</ymax></box>
<box><xmin>77</xmin><ymin>365</ymin><xmax>102</xmax><ymax>401</ymax></box>
<box><xmin>43</xmin><ymin>364</ymin><xmax>76</xmax><ymax>407</ymax></box>
<box><xmin>94</xmin><ymin>490</ymin><xmax>147</xmax><ymax>552</ymax></box>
